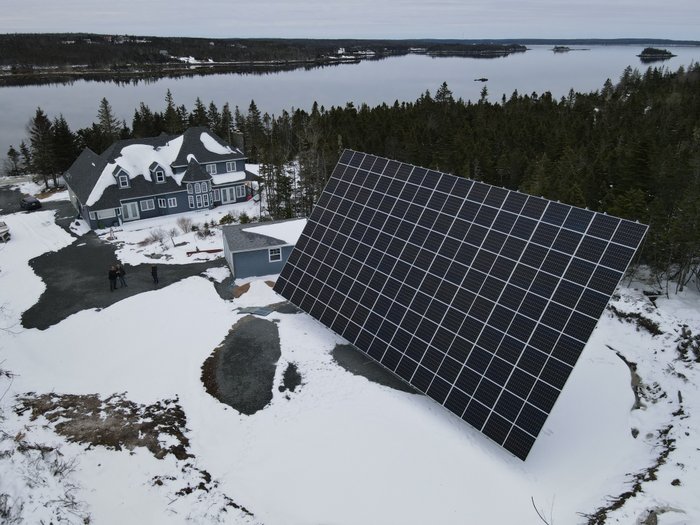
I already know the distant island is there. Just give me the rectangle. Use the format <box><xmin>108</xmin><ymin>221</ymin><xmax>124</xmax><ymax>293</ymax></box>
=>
<box><xmin>637</xmin><ymin>47</ymin><xmax>677</xmax><ymax>63</ymax></box>
<box><xmin>552</xmin><ymin>46</ymin><xmax>571</xmax><ymax>53</ymax></box>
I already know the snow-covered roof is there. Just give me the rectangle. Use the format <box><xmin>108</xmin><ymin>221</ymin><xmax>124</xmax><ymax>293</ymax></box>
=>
<box><xmin>200</xmin><ymin>132</ymin><xmax>235</xmax><ymax>155</ymax></box>
<box><xmin>86</xmin><ymin>137</ymin><xmax>183</xmax><ymax>206</ymax></box>
<box><xmin>64</xmin><ymin>127</ymin><xmax>247</xmax><ymax>209</ymax></box>
<box><xmin>223</xmin><ymin>218</ymin><xmax>307</xmax><ymax>253</ymax></box>
<box><xmin>211</xmin><ymin>171</ymin><xmax>247</xmax><ymax>185</ymax></box>
<box><xmin>242</xmin><ymin>218</ymin><xmax>307</xmax><ymax>245</ymax></box>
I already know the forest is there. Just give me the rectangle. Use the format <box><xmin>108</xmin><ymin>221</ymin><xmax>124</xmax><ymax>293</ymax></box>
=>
<box><xmin>5</xmin><ymin>62</ymin><xmax>700</xmax><ymax>291</ymax></box>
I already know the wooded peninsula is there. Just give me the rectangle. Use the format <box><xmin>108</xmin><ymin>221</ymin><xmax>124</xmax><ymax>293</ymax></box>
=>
<box><xmin>0</xmin><ymin>33</ymin><xmax>529</xmax><ymax>86</ymax></box>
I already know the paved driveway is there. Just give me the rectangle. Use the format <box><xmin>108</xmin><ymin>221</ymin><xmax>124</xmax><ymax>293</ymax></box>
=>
<box><xmin>0</xmin><ymin>187</ymin><xmax>230</xmax><ymax>330</ymax></box>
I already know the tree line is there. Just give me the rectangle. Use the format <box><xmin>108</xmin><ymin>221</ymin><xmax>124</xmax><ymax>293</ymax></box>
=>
<box><xmin>5</xmin><ymin>63</ymin><xmax>700</xmax><ymax>289</ymax></box>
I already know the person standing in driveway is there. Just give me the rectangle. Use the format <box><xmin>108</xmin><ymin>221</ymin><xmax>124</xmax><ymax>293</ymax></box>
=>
<box><xmin>116</xmin><ymin>264</ymin><xmax>127</xmax><ymax>288</ymax></box>
<box><xmin>108</xmin><ymin>266</ymin><xmax>118</xmax><ymax>292</ymax></box>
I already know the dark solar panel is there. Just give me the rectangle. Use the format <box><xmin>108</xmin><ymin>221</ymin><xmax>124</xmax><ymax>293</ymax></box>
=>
<box><xmin>274</xmin><ymin>150</ymin><xmax>647</xmax><ymax>460</ymax></box>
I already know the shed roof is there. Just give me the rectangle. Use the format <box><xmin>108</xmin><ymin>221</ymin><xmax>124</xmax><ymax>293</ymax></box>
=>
<box><xmin>222</xmin><ymin>218</ymin><xmax>307</xmax><ymax>254</ymax></box>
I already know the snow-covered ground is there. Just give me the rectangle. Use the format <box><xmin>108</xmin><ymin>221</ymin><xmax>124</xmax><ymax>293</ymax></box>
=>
<box><xmin>1</xmin><ymin>188</ymin><xmax>699</xmax><ymax>524</ymax></box>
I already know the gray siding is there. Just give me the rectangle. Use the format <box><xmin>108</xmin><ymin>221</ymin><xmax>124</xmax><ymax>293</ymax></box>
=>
<box><xmin>231</xmin><ymin>245</ymin><xmax>294</xmax><ymax>279</ymax></box>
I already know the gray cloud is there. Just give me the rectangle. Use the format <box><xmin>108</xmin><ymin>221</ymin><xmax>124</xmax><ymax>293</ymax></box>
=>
<box><xmin>0</xmin><ymin>0</ymin><xmax>697</xmax><ymax>39</ymax></box>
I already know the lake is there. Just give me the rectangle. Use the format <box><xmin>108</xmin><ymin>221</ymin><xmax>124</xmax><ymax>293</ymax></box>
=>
<box><xmin>1</xmin><ymin>45</ymin><xmax>698</xmax><ymax>159</ymax></box>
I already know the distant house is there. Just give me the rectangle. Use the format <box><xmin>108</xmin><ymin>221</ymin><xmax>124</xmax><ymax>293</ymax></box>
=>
<box><xmin>64</xmin><ymin>127</ymin><xmax>256</xmax><ymax>229</ymax></box>
<box><xmin>222</xmin><ymin>218</ymin><xmax>307</xmax><ymax>279</ymax></box>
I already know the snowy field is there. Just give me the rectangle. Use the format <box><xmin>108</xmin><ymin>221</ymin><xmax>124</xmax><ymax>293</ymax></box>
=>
<box><xmin>0</xmin><ymin>184</ymin><xmax>699</xmax><ymax>524</ymax></box>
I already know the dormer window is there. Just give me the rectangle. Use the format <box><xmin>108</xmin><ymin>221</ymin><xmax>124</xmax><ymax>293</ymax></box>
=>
<box><xmin>118</xmin><ymin>174</ymin><xmax>129</xmax><ymax>188</ymax></box>
<box><xmin>206</xmin><ymin>164</ymin><xmax>217</xmax><ymax>175</ymax></box>
<box><xmin>155</xmin><ymin>170</ymin><xmax>165</xmax><ymax>183</ymax></box>
<box><xmin>226</xmin><ymin>161</ymin><xmax>235</xmax><ymax>172</ymax></box>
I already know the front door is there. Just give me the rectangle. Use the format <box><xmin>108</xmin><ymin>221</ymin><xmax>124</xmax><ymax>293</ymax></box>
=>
<box><xmin>122</xmin><ymin>202</ymin><xmax>140</xmax><ymax>221</ymax></box>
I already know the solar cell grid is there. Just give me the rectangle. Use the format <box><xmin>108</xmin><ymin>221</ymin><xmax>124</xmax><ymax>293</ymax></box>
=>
<box><xmin>274</xmin><ymin>150</ymin><xmax>647</xmax><ymax>460</ymax></box>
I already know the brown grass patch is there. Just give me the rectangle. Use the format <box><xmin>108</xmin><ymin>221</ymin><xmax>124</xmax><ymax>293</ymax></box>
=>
<box><xmin>15</xmin><ymin>392</ymin><xmax>191</xmax><ymax>460</ymax></box>
<box><xmin>232</xmin><ymin>282</ymin><xmax>250</xmax><ymax>298</ymax></box>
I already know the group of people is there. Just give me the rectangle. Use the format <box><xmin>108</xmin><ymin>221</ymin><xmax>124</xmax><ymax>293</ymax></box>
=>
<box><xmin>107</xmin><ymin>264</ymin><xmax>159</xmax><ymax>291</ymax></box>
<box><xmin>108</xmin><ymin>264</ymin><xmax>127</xmax><ymax>291</ymax></box>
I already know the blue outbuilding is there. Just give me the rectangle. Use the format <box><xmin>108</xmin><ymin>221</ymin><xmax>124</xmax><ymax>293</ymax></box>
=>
<box><xmin>222</xmin><ymin>218</ymin><xmax>307</xmax><ymax>279</ymax></box>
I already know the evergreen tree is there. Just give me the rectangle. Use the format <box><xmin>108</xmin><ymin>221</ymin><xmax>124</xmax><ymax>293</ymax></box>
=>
<box><xmin>52</xmin><ymin>115</ymin><xmax>79</xmax><ymax>182</ymax></box>
<box><xmin>19</xmin><ymin>141</ymin><xmax>31</xmax><ymax>171</ymax></box>
<box><xmin>207</xmin><ymin>102</ymin><xmax>222</xmax><ymax>134</ymax></box>
<box><xmin>163</xmin><ymin>89</ymin><xmax>181</xmax><ymax>134</ymax></box>
<box><xmin>217</xmin><ymin>102</ymin><xmax>234</xmax><ymax>143</ymax></box>
<box><xmin>27</xmin><ymin>107</ymin><xmax>55</xmax><ymax>189</ymax></box>
<box><xmin>3</xmin><ymin>145</ymin><xmax>22</xmax><ymax>176</ymax></box>
<box><xmin>189</xmin><ymin>97</ymin><xmax>209</xmax><ymax>127</ymax></box>
<box><xmin>245</xmin><ymin>100</ymin><xmax>264</xmax><ymax>162</ymax></box>
<box><xmin>97</xmin><ymin>97</ymin><xmax>121</xmax><ymax>144</ymax></box>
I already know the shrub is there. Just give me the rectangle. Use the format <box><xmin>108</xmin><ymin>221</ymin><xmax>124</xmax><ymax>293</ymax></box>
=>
<box><xmin>176</xmin><ymin>216</ymin><xmax>193</xmax><ymax>234</ymax></box>
<box><xmin>219</xmin><ymin>213</ymin><xmax>236</xmax><ymax>225</ymax></box>
<box><xmin>239</xmin><ymin>212</ymin><xmax>251</xmax><ymax>224</ymax></box>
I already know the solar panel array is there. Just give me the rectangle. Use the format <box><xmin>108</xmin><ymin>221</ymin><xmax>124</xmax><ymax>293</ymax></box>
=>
<box><xmin>274</xmin><ymin>150</ymin><xmax>647</xmax><ymax>459</ymax></box>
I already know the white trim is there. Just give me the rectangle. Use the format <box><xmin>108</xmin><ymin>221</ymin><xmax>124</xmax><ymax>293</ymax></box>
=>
<box><xmin>228</xmin><ymin>243</ymin><xmax>293</xmax><ymax>255</ymax></box>
<box><xmin>213</xmin><ymin>188</ymin><xmax>220</xmax><ymax>201</ymax></box>
<box><xmin>187</xmin><ymin>184</ymin><xmax>193</xmax><ymax>194</ymax></box>
<box><xmin>195</xmin><ymin>182</ymin><xmax>201</xmax><ymax>194</ymax></box>
<box><xmin>206</xmin><ymin>164</ymin><xmax>217</xmax><ymax>175</ymax></box>
<box><xmin>158</xmin><ymin>197</ymin><xmax>167</xmax><ymax>208</ymax></box>
<box><xmin>155</xmin><ymin>170</ymin><xmax>165</xmax><ymax>183</ymax></box>
<box><xmin>118</xmin><ymin>174</ymin><xmax>129</xmax><ymax>188</ymax></box>
<box><xmin>188</xmin><ymin>195</ymin><xmax>194</xmax><ymax>209</ymax></box>
<box><xmin>226</xmin><ymin>161</ymin><xmax>235</xmax><ymax>172</ymax></box>
<box><xmin>236</xmin><ymin>184</ymin><xmax>246</xmax><ymax>198</ymax></box>
<box><xmin>168</xmin><ymin>197</ymin><xmax>177</xmax><ymax>208</ymax></box>
<box><xmin>196</xmin><ymin>194</ymin><xmax>203</xmax><ymax>208</ymax></box>
<box><xmin>140</xmin><ymin>199</ymin><xmax>155</xmax><ymax>212</ymax></box>
<box><xmin>268</xmin><ymin>247</ymin><xmax>282</xmax><ymax>262</ymax></box>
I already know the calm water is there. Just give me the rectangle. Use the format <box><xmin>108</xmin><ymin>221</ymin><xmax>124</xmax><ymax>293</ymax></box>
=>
<box><xmin>1</xmin><ymin>45</ymin><xmax>698</xmax><ymax>158</ymax></box>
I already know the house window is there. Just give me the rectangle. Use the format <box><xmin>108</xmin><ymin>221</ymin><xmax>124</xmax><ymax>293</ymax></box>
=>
<box><xmin>194</xmin><ymin>182</ymin><xmax>201</xmax><ymax>194</ymax></box>
<box><xmin>158</xmin><ymin>198</ymin><xmax>166</xmax><ymax>208</ymax></box>
<box><xmin>269</xmin><ymin>247</ymin><xmax>282</xmax><ymax>262</ymax></box>
<box><xmin>168</xmin><ymin>197</ymin><xmax>177</xmax><ymax>208</ymax></box>
<box><xmin>187</xmin><ymin>184</ymin><xmax>193</xmax><ymax>194</ymax></box>
<box><xmin>140</xmin><ymin>199</ymin><xmax>155</xmax><ymax>211</ymax></box>
<box><xmin>206</xmin><ymin>164</ymin><xmax>217</xmax><ymax>175</ymax></box>
<box><xmin>201</xmin><ymin>181</ymin><xmax>208</xmax><ymax>192</ymax></box>
<box><xmin>226</xmin><ymin>161</ymin><xmax>235</xmax><ymax>172</ymax></box>
<box><xmin>196</xmin><ymin>194</ymin><xmax>203</xmax><ymax>208</ymax></box>
<box><xmin>213</xmin><ymin>188</ymin><xmax>220</xmax><ymax>201</ymax></box>
<box><xmin>89</xmin><ymin>211</ymin><xmax>96</xmax><ymax>220</ymax></box>
<box><xmin>188</xmin><ymin>195</ymin><xmax>194</xmax><ymax>209</ymax></box>
<box><xmin>155</xmin><ymin>170</ymin><xmax>165</xmax><ymax>183</ymax></box>
<box><xmin>202</xmin><ymin>193</ymin><xmax>210</xmax><ymax>207</ymax></box>
<box><xmin>118</xmin><ymin>174</ymin><xmax>129</xmax><ymax>188</ymax></box>
<box><xmin>236</xmin><ymin>185</ymin><xmax>246</xmax><ymax>198</ymax></box>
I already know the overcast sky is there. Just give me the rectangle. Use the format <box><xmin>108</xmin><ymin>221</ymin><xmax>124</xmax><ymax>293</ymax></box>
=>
<box><xmin>1</xmin><ymin>0</ymin><xmax>698</xmax><ymax>40</ymax></box>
